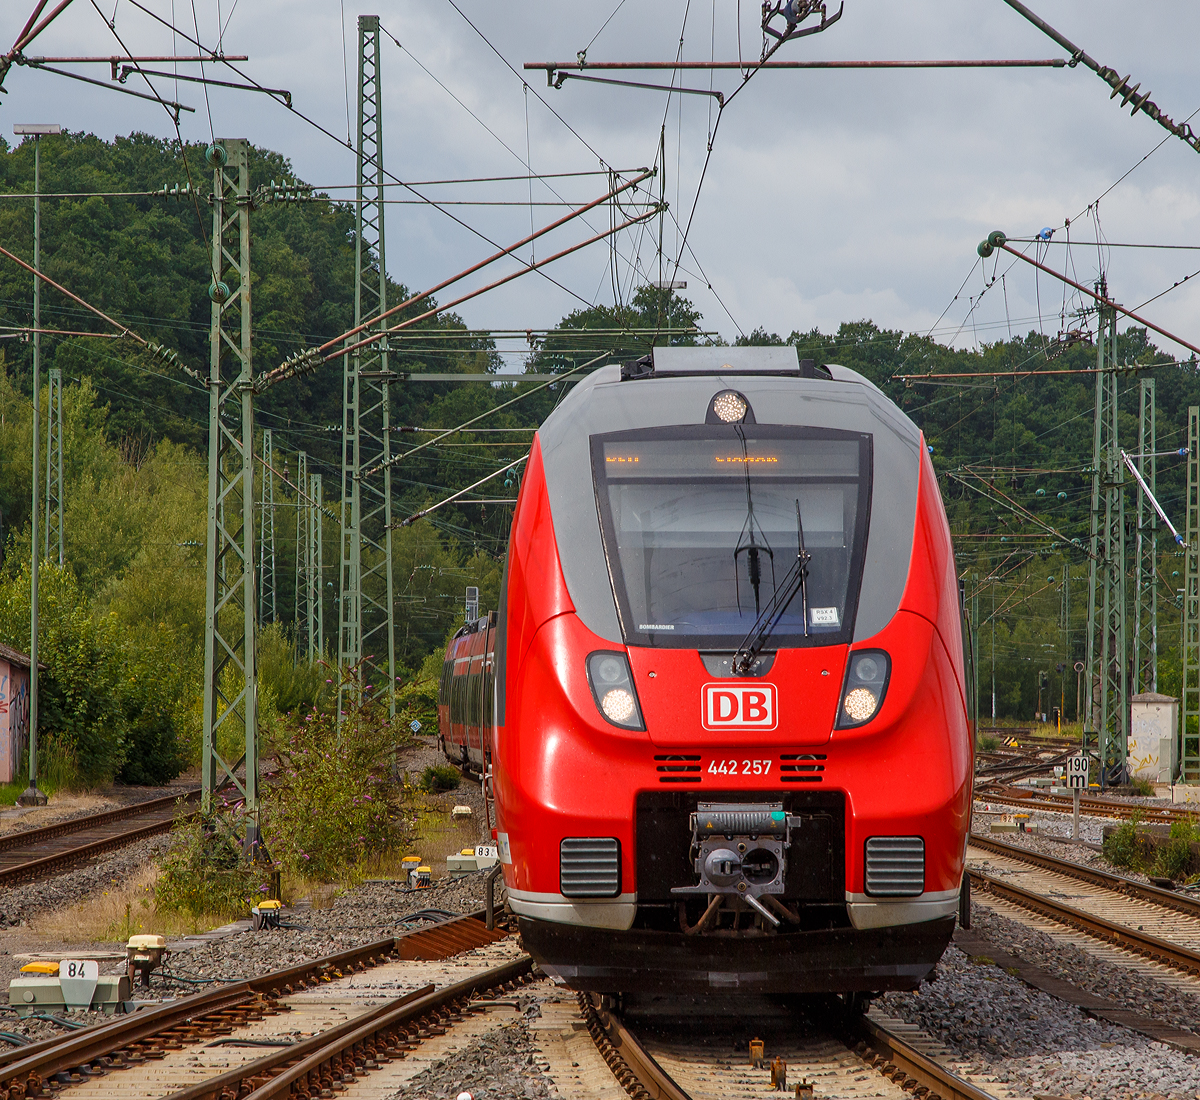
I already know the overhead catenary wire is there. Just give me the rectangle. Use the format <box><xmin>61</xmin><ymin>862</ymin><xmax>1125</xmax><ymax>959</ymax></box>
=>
<box><xmin>395</xmin><ymin>455</ymin><xmax>528</xmax><ymax>527</ymax></box>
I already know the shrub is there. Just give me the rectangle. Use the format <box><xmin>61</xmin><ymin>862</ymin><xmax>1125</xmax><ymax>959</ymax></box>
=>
<box><xmin>397</xmin><ymin>647</ymin><xmax>443</xmax><ymax>735</ymax></box>
<box><xmin>262</xmin><ymin>665</ymin><xmax>408</xmax><ymax>878</ymax></box>
<box><xmin>978</xmin><ymin>734</ymin><xmax>1000</xmax><ymax>752</ymax></box>
<box><xmin>0</xmin><ymin>564</ymin><xmax>125</xmax><ymax>784</ymax></box>
<box><xmin>1129</xmin><ymin>775</ymin><xmax>1155</xmax><ymax>797</ymax></box>
<box><xmin>115</xmin><ymin>623</ymin><xmax>190</xmax><ymax>784</ymax></box>
<box><xmin>257</xmin><ymin>623</ymin><xmax>327</xmax><ymax>716</ymax></box>
<box><xmin>156</xmin><ymin>808</ymin><xmax>272</xmax><ymax>920</ymax></box>
<box><xmin>1102</xmin><ymin>814</ymin><xmax>1147</xmax><ymax>872</ymax></box>
<box><xmin>1153</xmin><ymin>836</ymin><xmax>1196</xmax><ymax>881</ymax></box>
<box><xmin>420</xmin><ymin>764</ymin><xmax>461</xmax><ymax>793</ymax></box>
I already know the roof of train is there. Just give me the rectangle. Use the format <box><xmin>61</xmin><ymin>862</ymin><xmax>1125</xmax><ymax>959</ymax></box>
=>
<box><xmin>534</xmin><ymin>346</ymin><xmax>927</xmax><ymax>647</ymax></box>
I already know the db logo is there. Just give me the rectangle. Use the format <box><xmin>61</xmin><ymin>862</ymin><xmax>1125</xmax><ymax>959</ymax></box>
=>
<box><xmin>701</xmin><ymin>683</ymin><xmax>777</xmax><ymax>730</ymax></box>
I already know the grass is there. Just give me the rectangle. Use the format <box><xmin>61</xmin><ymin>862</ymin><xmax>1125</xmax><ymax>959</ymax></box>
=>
<box><xmin>30</xmin><ymin>865</ymin><xmax>237</xmax><ymax>943</ymax></box>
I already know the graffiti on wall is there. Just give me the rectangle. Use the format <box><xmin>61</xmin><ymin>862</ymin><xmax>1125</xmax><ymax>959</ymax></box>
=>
<box><xmin>0</xmin><ymin>668</ymin><xmax>30</xmax><ymax>784</ymax></box>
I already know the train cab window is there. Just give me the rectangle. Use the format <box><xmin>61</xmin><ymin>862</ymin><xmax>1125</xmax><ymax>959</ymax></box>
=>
<box><xmin>591</xmin><ymin>426</ymin><xmax>871</xmax><ymax>649</ymax></box>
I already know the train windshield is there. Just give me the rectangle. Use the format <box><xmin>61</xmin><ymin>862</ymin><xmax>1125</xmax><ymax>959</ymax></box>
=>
<box><xmin>591</xmin><ymin>426</ymin><xmax>872</xmax><ymax>649</ymax></box>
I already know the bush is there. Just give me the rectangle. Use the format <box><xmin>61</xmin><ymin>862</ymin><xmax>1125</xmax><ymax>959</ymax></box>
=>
<box><xmin>0</xmin><ymin>564</ymin><xmax>125</xmax><ymax>785</ymax></box>
<box><xmin>1129</xmin><ymin>775</ymin><xmax>1156</xmax><ymax>797</ymax></box>
<box><xmin>420</xmin><ymin>764</ymin><xmax>461</xmax><ymax>793</ymax></box>
<box><xmin>262</xmin><ymin>666</ymin><xmax>408</xmax><ymax>878</ymax></box>
<box><xmin>156</xmin><ymin>808</ymin><xmax>273</xmax><ymax>920</ymax></box>
<box><xmin>115</xmin><ymin>623</ymin><xmax>190</xmax><ymax>784</ymax></box>
<box><xmin>397</xmin><ymin>647</ymin><xmax>443</xmax><ymax>735</ymax></box>
<box><xmin>1102</xmin><ymin>814</ymin><xmax>1147</xmax><ymax>872</ymax></box>
<box><xmin>258</xmin><ymin>623</ymin><xmax>327</xmax><ymax>716</ymax></box>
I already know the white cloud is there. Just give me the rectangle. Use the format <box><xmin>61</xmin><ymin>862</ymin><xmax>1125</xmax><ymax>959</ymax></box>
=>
<box><xmin>2</xmin><ymin>0</ymin><xmax>1198</xmax><ymax>352</ymax></box>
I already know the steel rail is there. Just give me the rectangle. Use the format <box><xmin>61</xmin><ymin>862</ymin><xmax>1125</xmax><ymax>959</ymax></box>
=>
<box><xmin>0</xmin><ymin>985</ymin><xmax>258</xmax><ymax>1094</ymax></box>
<box><xmin>242</xmin><ymin>958</ymin><xmax>535</xmax><ymax>1100</ymax></box>
<box><xmin>970</xmin><ymin>870</ymin><xmax>1200</xmax><ymax>976</ymax></box>
<box><xmin>0</xmin><ymin>913</ymin><xmax>508</xmax><ymax>1090</ymax></box>
<box><xmin>163</xmin><ymin>984</ymin><xmax>436</xmax><ymax>1100</ymax></box>
<box><xmin>0</xmin><ymin>814</ymin><xmax>199</xmax><ymax>889</ymax></box>
<box><xmin>592</xmin><ymin>992</ymin><xmax>1005</xmax><ymax>1100</ymax></box>
<box><xmin>848</xmin><ymin>1013</ymin><xmax>1002</xmax><ymax>1100</ymax></box>
<box><xmin>0</xmin><ymin>937</ymin><xmax>398</xmax><ymax>1075</ymax></box>
<box><xmin>979</xmin><ymin>788</ymin><xmax>1185</xmax><ymax>823</ymax></box>
<box><xmin>0</xmin><ymin>791</ymin><xmax>199</xmax><ymax>855</ymax></box>
<box><xmin>969</xmin><ymin>832</ymin><xmax>1200</xmax><ymax>918</ymax></box>
<box><xmin>580</xmin><ymin>994</ymin><xmax>692</xmax><ymax>1100</ymax></box>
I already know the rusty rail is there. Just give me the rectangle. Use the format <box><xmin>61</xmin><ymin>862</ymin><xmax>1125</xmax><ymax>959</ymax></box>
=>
<box><xmin>970</xmin><ymin>870</ymin><xmax>1200</xmax><ymax>976</ymax></box>
<box><xmin>847</xmin><ymin>1013</ymin><xmax>1002</xmax><ymax>1100</ymax></box>
<box><xmin>0</xmin><ymin>910</ymin><xmax>511</xmax><ymax>1092</ymax></box>
<box><xmin>969</xmin><ymin>832</ymin><xmax>1200</xmax><ymax>919</ymax></box>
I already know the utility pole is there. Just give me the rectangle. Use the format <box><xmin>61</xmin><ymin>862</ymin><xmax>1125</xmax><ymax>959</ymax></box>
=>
<box><xmin>339</xmin><ymin>14</ymin><xmax>396</xmax><ymax>718</ymax></box>
<box><xmin>1083</xmin><ymin>287</ymin><xmax>1128</xmax><ymax>786</ymax></box>
<box><xmin>16</xmin><ymin>123</ymin><xmax>58</xmax><ymax>808</ymax></box>
<box><xmin>258</xmin><ymin>428</ymin><xmax>276</xmax><ymax>625</ymax></box>
<box><xmin>200</xmin><ymin>138</ymin><xmax>259</xmax><ymax>848</ymax></box>
<box><xmin>44</xmin><ymin>367</ymin><xmax>63</xmax><ymax>567</ymax></box>
<box><xmin>294</xmin><ymin>450</ymin><xmax>308</xmax><ymax>647</ymax></box>
<box><xmin>1132</xmin><ymin>378</ymin><xmax>1158</xmax><ymax>694</ymax></box>
<box><xmin>1182</xmin><ymin>406</ymin><xmax>1200</xmax><ymax>782</ymax></box>
<box><xmin>308</xmin><ymin>473</ymin><xmax>324</xmax><ymax>661</ymax></box>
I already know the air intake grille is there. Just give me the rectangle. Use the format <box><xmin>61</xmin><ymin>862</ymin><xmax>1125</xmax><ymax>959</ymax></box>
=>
<box><xmin>560</xmin><ymin>837</ymin><xmax>621</xmax><ymax>898</ymax></box>
<box><xmin>864</xmin><ymin>836</ymin><xmax>924</xmax><ymax>897</ymax></box>
<box><xmin>780</xmin><ymin>753</ymin><xmax>826</xmax><ymax>783</ymax></box>
<box><xmin>655</xmin><ymin>754</ymin><xmax>701</xmax><ymax>783</ymax></box>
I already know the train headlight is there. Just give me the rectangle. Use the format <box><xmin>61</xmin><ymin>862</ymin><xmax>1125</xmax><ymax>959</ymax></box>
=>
<box><xmin>835</xmin><ymin>650</ymin><xmax>891</xmax><ymax>729</ymax></box>
<box><xmin>711</xmin><ymin>391</ymin><xmax>748</xmax><ymax>423</ymax></box>
<box><xmin>586</xmin><ymin>651</ymin><xmax>645</xmax><ymax>730</ymax></box>
<box><xmin>601</xmin><ymin>688</ymin><xmax>636</xmax><ymax>722</ymax></box>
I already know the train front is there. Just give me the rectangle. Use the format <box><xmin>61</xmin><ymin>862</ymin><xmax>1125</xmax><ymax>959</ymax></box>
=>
<box><xmin>492</xmin><ymin>346</ymin><xmax>972</xmax><ymax>995</ymax></box>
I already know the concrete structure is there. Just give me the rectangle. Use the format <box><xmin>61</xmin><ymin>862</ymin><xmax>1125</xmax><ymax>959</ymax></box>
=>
<box><xmin>1130</xmin><ymin>692</ymin><xmax>1179</xmax><ymax>783</ymax></box>
<box><xmin>0</xmin><ymin>643</ymin><xmax>32</xmax><ymax>784</ymax></box>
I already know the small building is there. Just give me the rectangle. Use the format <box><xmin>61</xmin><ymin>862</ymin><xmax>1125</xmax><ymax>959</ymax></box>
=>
<box><xmin>1129</xmin><ymin>692</ymin><xmax>1179</xmax><ymax>784</ymax></box>
<box><xmin>0</xmin><ymin>643</ymin><xmax>33</xmax><ymax>784</ymax></box>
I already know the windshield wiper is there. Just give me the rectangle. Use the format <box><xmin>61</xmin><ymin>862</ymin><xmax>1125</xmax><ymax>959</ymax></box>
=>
<box><xmin>732</xmin><ymin>426</ymin><xmax>775</xmax><ymax>615</ymax></box>
<box><xmin>733</xmin><ymin>499</ymin><xmax>811</xmax><ymax>675</ymax></box>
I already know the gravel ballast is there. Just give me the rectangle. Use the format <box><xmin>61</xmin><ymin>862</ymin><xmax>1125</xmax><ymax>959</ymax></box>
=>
<box><xmin>386</xmin><ymin>1012</ymin><xmax>553</xmax><ymax>1099</ymax></box>
<box><xmin>880</xmin><ymin>926</ymin><xmax>1200</xmax><ymax>1100</ymax></box>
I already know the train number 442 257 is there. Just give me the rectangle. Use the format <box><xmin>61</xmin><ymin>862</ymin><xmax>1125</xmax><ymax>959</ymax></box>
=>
<box><xmin>707</xmin><ymin>758</ymin><xmax>772</xmax><ymax>775</ymax></box>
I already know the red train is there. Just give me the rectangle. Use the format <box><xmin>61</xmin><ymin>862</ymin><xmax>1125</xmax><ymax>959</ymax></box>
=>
<box><xmin>439</xmin><ymin>346</ymin><xmax>972</xmax><ymax>995</ymax></box>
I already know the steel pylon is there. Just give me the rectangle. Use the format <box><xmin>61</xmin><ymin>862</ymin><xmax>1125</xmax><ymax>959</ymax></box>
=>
<box><xmin>294</xmin><ymin>450</ymin><xmax>308</xmax><ymax>645</ymax></box>
<box><xmin>308</xmin><ymin>473</ymin><xmax>324</xmax><ymax>661</ymax></box>
<box><xmin>1182</xmin><ymin>406</ymin><xmax>1200</xmax><ymax>782</ymax></box>
<box><xmin>43</xmin><ymin>367</ymin><xmax>63</xmax><ymax>566</ymax></box>
<box><xmin>1083</xmin><ymin>291</ymin><xmax>1127</xmax><ymax>785</ymax></box>
<box><xmin>258</xmin><ymin>428</ymin><xmax>276</xmax><ymax>625</ymax></box>
<box><xmin>201</xmin><ymin>138</ymin><xmax>259</xmax><ymax>839</ymax></box>
<box><xmin>1132</xmin><ymin>378</ymin><xmax>1158</xmax><ymax>695</ymax></box>
<box><xmin>339</xmin><ymin>14</ymin><xmax>396</xmax><ymax>716</ymax></box>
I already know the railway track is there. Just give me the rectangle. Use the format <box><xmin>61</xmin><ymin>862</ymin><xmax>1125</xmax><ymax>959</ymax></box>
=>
<box><xmin>0</xmin><ymin>909</ymin><xmax>514</xmax><ymax>1100</ymax></box>
<box><xmin>967</xmin><ymin>838</ymin><xmax>1200</xmax><ymax>978</ymax></box>
<box><xmin>579</xmin><ymin>994</ymin><xmax>1012</xmax><ymax>1100</ymax></box>
<box><xmin>976</xmin><ymin>786</ymin><xmax>1185</xmax><ymax>823</ymax></box>
<box><xmin>0</xmin><ymin>900</ymin><xmax>1016</xmax><ymax>1100</ymax></box>
<box><xmin>0</xmin><ymin>792</ymin><xmax>202</xmax><ymax>889</ymax></box>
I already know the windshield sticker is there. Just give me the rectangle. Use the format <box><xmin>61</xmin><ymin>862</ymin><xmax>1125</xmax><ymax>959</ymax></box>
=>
<box><xmin>810</xmin><ymin>607</ymin><xmax>839</xmax><ymax>626</ymax></box>
<box><xmin>639</xmin><ymin>623</ymin><xmax>675</xmax><ymax>631</ymax></box>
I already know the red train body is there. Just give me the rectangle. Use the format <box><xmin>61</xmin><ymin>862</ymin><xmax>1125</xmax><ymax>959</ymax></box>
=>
<box><xmin>440</xmin><ymin>347</ymin><xmax>971</xmax><ymax>995</ymax></box>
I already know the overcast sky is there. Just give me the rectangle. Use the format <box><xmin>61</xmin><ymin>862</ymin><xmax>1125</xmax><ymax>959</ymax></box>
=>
<box><xmin>2</xmin><ymin>1</ymin><xmax>1199</xmax><ymax>367</ymax></box>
